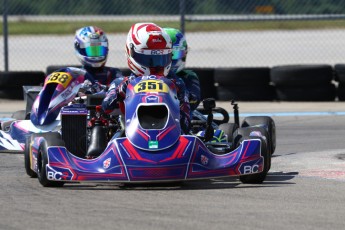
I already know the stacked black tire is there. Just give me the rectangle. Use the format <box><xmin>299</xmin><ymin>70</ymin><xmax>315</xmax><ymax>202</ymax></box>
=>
<box><xmin>214</xmin><ymin>67</ymin><xmax>275</xmax><ymax>101</ymax></box>
<box><xmin>271</xmin><ymin>65</ymin><xmax>336</xmax><ymax>101</ymax></box>
<box><xmin>334</xmin><ymin>64</ymin><xmax>345</xmax><ymax>101</ymax></box>
<box><xmin>0</xmin><ymin>71</ymin><xmax>46</xmax><ymax>99</ymax></box>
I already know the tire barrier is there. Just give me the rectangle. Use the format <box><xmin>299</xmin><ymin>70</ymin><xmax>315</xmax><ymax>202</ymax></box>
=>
<box><xmin>334</xmin><ymin>64</ymin><xmax>345</xmax><ymax>101</ymax></box>
<box><xmin>193</xmin><ymin>68</ymin><xmax>216</xmax><ymax>99</ymax></box>
<box><xmin>217</xmin><ymin>85</ymin><xmax>275</xmax><ymax>101</ymax></box>
<box><xmin>275</xmin><ymin>84</ymin><xmax>336</xmax><ymax>101</ymax></box>
<box><xmin>3</xmin><ymin>64</ymin><xmax>344</xmax><ymax>101</ymax></box>
<box><xmin>214</xmin><ymin>67</ymin><xmax>275</xmax><ymax>101</ymax></box>
<box><xmin>271</xmin><ymin>65</ymin><xmax>336</xmax><ymax>101</ymax></box>
<box><xmin>271</xmin><ymin>65</ymin><xmax>334</xmax><ymax>86</ymax></box>
<box><xmin>0</xmin><ymin>71</ymin><xmax>46</xmax><ymax>99</ymax></box>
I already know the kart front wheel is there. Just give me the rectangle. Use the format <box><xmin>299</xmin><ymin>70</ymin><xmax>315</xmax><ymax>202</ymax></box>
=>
<box><xmin>238</xmin><ymin>136</ymin><xmax>270</xmax><ymax>184</ymax></box>
<box><xmin>24</xmin><ymin>136</ymin><xmax>37</xmax><ymax>178</ymax></box>
<box><xmin>36</xmin><ymin>133</ymin><xmax>65</xmax><ymax>187</ymax></box>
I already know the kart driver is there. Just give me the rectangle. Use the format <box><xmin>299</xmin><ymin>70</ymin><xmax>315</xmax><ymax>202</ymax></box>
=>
<box><xmin>163</xmin><ymin>27</ymin><xmax>201</xmax><ymax>113</ymax></box>
<box><xmin>102</xmin><ymin>22</ymin><xmax>191</xmax><ymax>134</ymax></box>
<box><xmin>74</xmin><ymin>26</ymin><xmax>122</xmax><ymax>94</ymax></box>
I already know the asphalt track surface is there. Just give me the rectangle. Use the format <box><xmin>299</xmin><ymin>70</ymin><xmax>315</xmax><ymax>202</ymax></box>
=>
<box><xmin>1</xmin><ymin>100</ymin><xmax>345</xmax><ymax>230</ymax></box>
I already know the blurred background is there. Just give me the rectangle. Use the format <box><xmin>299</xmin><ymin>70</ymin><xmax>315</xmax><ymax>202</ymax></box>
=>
<box><xmin>2</xmin><ymin>0</ymin><xmax>345</xmax><ymax>72</ymax></box>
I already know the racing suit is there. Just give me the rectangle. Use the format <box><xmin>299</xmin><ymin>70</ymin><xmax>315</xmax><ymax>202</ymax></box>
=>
<box><xmin>102</xmin><ymin>73</ymin><xmax>191</xmax><ymax>134</ymax></box>
<box><xmin>176</xmin><ymin>69</ymin><xmax>201</xmax><ymax>112</ymax></box>
<box><xmin>79</xmin><ymin>65</ymin><xmax>123</xmax><ymax>94</ymax></box>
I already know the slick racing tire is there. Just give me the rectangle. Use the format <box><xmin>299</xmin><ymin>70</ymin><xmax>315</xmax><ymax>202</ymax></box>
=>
<box><xmin>218</xmin><ymin>123</ymin><xmax>238</xmax><ymax>144</ymax></box>
<box><xmin>36</xmin><ymin>132</ymin><xmax>65</xmax><ymax>187</ymax></box>
<box><xmin>270</xmin><ymin>64</ymin><xmax>334</xmax><ymax>86</ymax></box>
<box><xmin>234</xmin><ymin>126</ymin><xmax>271</xmax><ymax>172</ymax></box>
<box><xmin>241</xmin><ymin>116</ymin><xmax>276</xmax><ymax>154</ymax></box>
<box><xmin>24</xmin><ymin>136</ymin><xmax>37</xmax><ymax>178</ymax></box>
<box><xmin>238</xmin><ymin>136</ymin><xmax>270</xmax><ymax>184</ymax></box>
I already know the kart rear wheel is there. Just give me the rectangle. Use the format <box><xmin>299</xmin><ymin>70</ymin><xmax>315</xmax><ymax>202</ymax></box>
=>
<box><xmin>241</xmin><ymin>116</ymin><xmax>276</xmax><ymax>154</ymax></box>
<box><xmin>24</xmin><ymin>136</ymin><xmax>37</xmax><ymax>178</ymax></box>
<box><xmin>238</xmin><ymin>136</ymin><xmax>270</xmax><ymax>184</ymax></box>
<box><xmin>36</xmin><ymin>133</ymin><xmax>65</xmax><ymax>187</ymax></box>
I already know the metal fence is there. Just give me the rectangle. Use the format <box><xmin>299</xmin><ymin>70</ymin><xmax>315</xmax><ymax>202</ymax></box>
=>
<box><xmin>2</xmin><ymin>0</ymin><xmax>345</xmax><ymax>72</ymax></box>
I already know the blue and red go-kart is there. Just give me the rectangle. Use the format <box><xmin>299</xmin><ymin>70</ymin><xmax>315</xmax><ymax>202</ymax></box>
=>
<box><xmin>0</xmin><ymin>68</ymin><xmax>88</xmax><ymax>152</ymax></box>
<box><xmin>21</xmin><ymin>72</ymin><xmax>275</xmax><ymax>187</ymax></box>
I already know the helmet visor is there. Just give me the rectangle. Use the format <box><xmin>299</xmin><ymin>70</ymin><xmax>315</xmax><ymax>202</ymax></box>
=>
<box><xmin>132</xmin><ymin>50</ymin><xmax>171</xmax><ymax>68</ymax></box>
<box><xmin>84</xmin><ymin>45</ymin><xmax>108</xmax><ymax>57</ymax></box>
<box><xmin>78</xmin><ymin>42</ymin><xmax>108</xmax><ymax>57</ymax></box>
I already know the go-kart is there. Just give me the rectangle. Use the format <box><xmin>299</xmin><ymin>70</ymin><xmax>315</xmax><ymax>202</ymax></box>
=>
<box><xmin>0</xmin><ymin>68</ymin><xmax>88</xmax><ymax>152</ymax></box>
<box><xmin>20</xmin><ymin>73</ymin><xmax>276</xmax><ymax>187</ymax></box>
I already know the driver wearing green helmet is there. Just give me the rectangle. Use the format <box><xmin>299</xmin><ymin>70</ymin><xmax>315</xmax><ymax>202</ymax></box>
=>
<box><xmin>163</xmin><ymin>28</ymin><xmax>201</xmax><ymax>112</ymax></box>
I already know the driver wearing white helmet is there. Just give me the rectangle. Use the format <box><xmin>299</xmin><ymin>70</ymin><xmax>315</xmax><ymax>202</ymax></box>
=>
<box><xmin>102</xmin><ymin>22</ymin><xmax>191</xmax><ymax>134</ymax></box>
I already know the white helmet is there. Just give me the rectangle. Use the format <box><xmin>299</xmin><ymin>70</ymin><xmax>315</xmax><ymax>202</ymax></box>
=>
<box><xmin>74</xmin><ymin>26</ymin><xmax>109</xmax><ymax>68</ymax></box>
<box><xmin>126</xmin><ymin>23</ymin><xmax>172</xmax><ymax>76</ymax></box>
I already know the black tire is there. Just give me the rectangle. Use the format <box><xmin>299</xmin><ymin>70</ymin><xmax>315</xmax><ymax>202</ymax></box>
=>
<box><xmin>217</xmin><ymin>85</ymin><xmax>276</xmax><ymax>101</ymax></box>
<box><xmin>241</xmin><ymin>116</ymin><xmax>276</xmax><ymax>154</ymax></box>
<box><xmin>0</xmin><ymin>88</ymin><xmax>25</xmax><ymax>100</ymax></box>
<box><xmin>237</xmin><ymin>135</ymin><xmax>270</xmax><ymax>184</ymax></box>
<box><xmin>0</xmin><ymin>71</ymin><xmax>45</xmax><ymax>88</ymax></box>
<box><xmin>334</xmin><ymin>64</ymin><xmax>345</xmax><ymax>83</ymax></box>
<box><xmin>194</xmin><ymin>68</ymin><xmax>216</xmax><ymax>99</ymax></box>
<box><xmin>337</xmin><ymin>83</ymin><xmax>345</xmax><ymax>101</ymax></box>
<box><xmin>214</xmin><ymin>67</ymin><xmax>271</xmax><ymax>86</ymax></box>
<box><xmin>271</xmin><ymin>65</ymin><xmax>334</xmax><ymax>86</ymax></box>
<box><xmin>24</xmin><ymin>136</ymin><xmax>37</xmax><ymax>178</ymax></box>
<box><xmin>46</xmin><ymin>65</ymin><xmax>81</xmax><ymax>75</ymax></box>
<box><xmin>36</xmin><ymin>132</ymin><xmax>66</xmax><ymax>187</ymax></box>
<box><xmin>11</xmin><ymin>110</ymin><xmax>27</xmax><ymax>120</ymax></box>
<box><xmin>218</xmin><ymin>123</ymin><xmax>238</xmax><ymax>143</ymax></box>
<box><xmin>275</xmin><ymin>84</ymin><xmax>336</xmax><ymax>101</ymax></box>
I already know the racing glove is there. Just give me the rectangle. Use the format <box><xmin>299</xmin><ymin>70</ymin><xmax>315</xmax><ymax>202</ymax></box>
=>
<box><xmin>81</xmin><ymin>80</ymin><xmax>107</xmax><ymax>94</ymax></box>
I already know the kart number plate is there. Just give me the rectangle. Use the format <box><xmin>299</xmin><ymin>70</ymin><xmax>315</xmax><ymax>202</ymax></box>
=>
<box><xmin>46</xmin><ymin>72</ymin><xmax>73</xmax><ymax>88</ymax></box>
<box><xmin>134</xmin><ymin>80</ymin><xmax>169</xmax><ymax>93</ymax></box>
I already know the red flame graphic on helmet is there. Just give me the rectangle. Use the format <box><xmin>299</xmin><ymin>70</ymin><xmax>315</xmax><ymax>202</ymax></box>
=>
<box><xmin>131</xmin><ymin>23</ymin><xmax>166</xmax><ymax>48</ymax></box>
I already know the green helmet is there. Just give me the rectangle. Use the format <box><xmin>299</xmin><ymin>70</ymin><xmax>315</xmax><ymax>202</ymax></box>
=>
<box><xmin>163</xmin><ymin>27</ymin><xmax>188</xmax><ymax>73</ymax></box>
